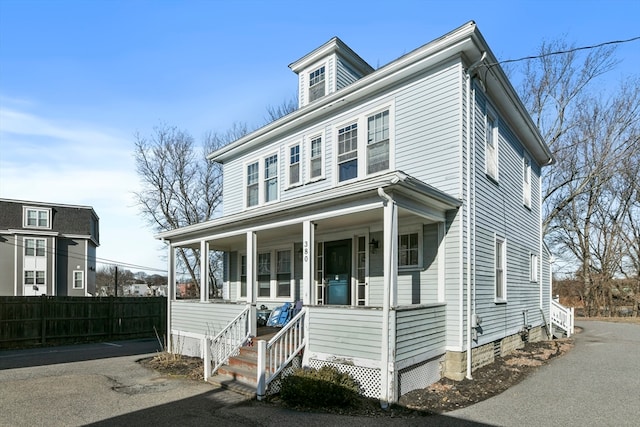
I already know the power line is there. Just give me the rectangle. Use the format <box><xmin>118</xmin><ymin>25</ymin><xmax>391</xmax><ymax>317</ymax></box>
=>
<box><xmin>486</xmin><ymin>35</ymin><xmax>640</xmax><ymax>68</ymax></box>
<box><xmin>0</xmin><ymin>238</ymin><xmax>168</xmax><ymax>274</ymax></box>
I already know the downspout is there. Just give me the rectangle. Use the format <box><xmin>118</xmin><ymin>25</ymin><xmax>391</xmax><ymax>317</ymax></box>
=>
<box><xmin>465</xmin><ymin>52</ymin><xmax>485</xmax><ymax>380</ymax></box>
<box><xmin>378</xmin><ymin>186</ymin><xmax>395</xmax><ymax>408</ymax></box>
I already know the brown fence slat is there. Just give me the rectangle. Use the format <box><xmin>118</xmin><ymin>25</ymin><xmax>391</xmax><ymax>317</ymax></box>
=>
<box><xmin>0</xmin><ymin>296</ymin><xmax>167</xmax><ymax>349</ymax></box>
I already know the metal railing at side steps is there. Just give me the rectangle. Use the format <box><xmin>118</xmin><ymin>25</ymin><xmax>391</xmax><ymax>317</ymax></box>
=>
<box><xmin>256</xmin><ymin>307</ymin><xmax>307</xmax><ymax>400</ymax></box>
<box><xmin>203</xmin><ymin>306</ymin><xmax>251</xmax><ymax>381</ymax></box>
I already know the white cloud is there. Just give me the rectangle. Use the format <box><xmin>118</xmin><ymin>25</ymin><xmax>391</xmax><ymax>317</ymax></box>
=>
<box><xmin>0</xmin><ymin>105</ymin><xmax>166</xmax><ymax>273</ymax></box>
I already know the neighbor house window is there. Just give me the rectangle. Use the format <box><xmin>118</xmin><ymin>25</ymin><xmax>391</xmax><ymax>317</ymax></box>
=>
<box><xmin>24</xmin><ymin>207</ymin><xmax>50</xmax><ymax>229</ymax></box>
<box><xmin>486</xmin><ymin>110</ymin><xmax>498</xmax><ymax>180</ymax></box>
<box><xmin>264</xmin><ymin>154</ymin><xmax>278</xmax><ymax>203</ymax></box>
<box><xmin>73</xmin><ymin>271</ymin><xmax>84</xmax><ymax>289</ymax></box>
<box><xmin>309</xmin><ymin>66</ymin><xmax>326</xmax><ymax>102</ymax></box>
<box><xmin>367</xmin><ymin>110</ymin><xmax>390</xmax><ymax>174</ymax></box>
<box><xmin>288</xmin><ymin>144</ymin><xmax>300</xmax><ymax>186</ymax></box>
<box><xmin>495</xmin><ymin>238</ymin><xmax>506</xmax><ymax>300</ymax></box>
<box><xmin>25</xmin><ymin>238</ymin><xmax>45</xmax><ymax>257</ymax></box>
<box><xmin>24</xmin><ymin>271</ymin><xmax>45</xmax><ymax>286</ymax></box>
<box><xmin>337</xmin><ymin>123</ymin><xmax>358</xmax><ymax>182</ymax></box>
<box><xmin>309</xmin><ymin>135</ymin><xmax>323</xmax><ymax>180</ymax></box>
<box><xmin>523</xmin><ymin>156</ymin><xmax>531</xmax><ymax>208</ymax></box>
<box><xmin>398</xmin><ymin>232</ymin><xmax>420</xmax><ymax>268</ymax></box>
<box><xmin>246</xmin><ymin>162</ymin><xmax>259</xmax><ymax>207</ymax></box>
<box><xmin>530</xmin><ymin>254</ymin><xmax>538</xmax><ymax>282</ymax></box>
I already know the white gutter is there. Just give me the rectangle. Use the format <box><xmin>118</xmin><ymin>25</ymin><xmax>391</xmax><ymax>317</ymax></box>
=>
<box><xmin>465</xmin><ymin>52</ymin><xmax>486</xmax><ymax>380</ymax></box>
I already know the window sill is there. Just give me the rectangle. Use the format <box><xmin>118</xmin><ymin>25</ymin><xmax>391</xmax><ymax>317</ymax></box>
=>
<box><xmin>398</xmin><ymin>265</ymin><xmax>422</xmax><ymax>272</ymax></box>
<box><xmin>494</xmin><ymin>299</ymin><xmax>507</xmax><ymax>304</ymax></box>
<box><xmin>486</xmin><ymin>174</ymin><xmax>499</xmax><ymax>185</ymax></box>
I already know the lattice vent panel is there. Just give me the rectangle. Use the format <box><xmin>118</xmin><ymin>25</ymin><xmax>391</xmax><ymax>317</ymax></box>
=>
<box><xmin>307</xmin><ymin>359</ymin><xmax>381</xmax><ymax>399</ymax></box>
<box><xmin>265</xmin><ymin>356</ymin><xmax>302</xmax><ymax>395</ymax></box>
<box><xmin>398</xmin><ymin>357</ymin><xmax>442</xmax><ymax>396</ymax></box>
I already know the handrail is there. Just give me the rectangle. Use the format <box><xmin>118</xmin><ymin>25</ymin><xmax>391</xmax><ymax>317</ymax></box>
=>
<box><xmin>256</xmin><ymin>307</ymin><xmax>307</xmax><ymax>399</ymax></box>
<box><xmin>550</xmin><ymin>300</ymin><xmax>574</xmax><ymax>338</ymax></box>
<box><xmin>204</xmin><ymin>306</ymin><xmax>251</xmax><ymax>381</ymax></box>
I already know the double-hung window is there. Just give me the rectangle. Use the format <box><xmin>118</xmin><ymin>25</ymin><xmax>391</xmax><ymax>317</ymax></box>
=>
<box><xmin>25</xmin><ymin>238</ymin><xmax>45</xmax><ymax>257</ymax></box>
<box><xmin>24</xmin><ymin>207</ymin><xmax>50</xmax><ymax>229</ymax></box>
<box><xmin>337</xmin><ymin>123</ymin><xmax>358</xmax><ymax>182</ymax></box>
<box><xmin>309</xmin><ymin>66</ymin><xmax>326</xmax><ymax>102</ymax></box>
<box><xmin>523</xmin><ymin>156</ymin><xmax>531</xmax><ymax>208</ymax></box>
<box><xmin>24</xmin><ymin>271</ymin><xmax>45</xmax><ymax>286</ymax></box>
<box><xmin>242</xmin><ymin>249</ymin><xmax>293</xmax><ymax>300</ymax></box>
<box><xmin>276</xmin><ymin>250</ymin><xmax>292</xmax><ymax>297</ymax></box>
<box><xmin>309</xmin><ymin>135</ymin><xmax>323</xmax><ymax>180</ymax></box>
<box><xmin>367</xmin><ymin>110</ymin><xmax>390</xmax><ymax>173</ymax></box>
<box><xmin>258</xmin><ymin>252</ymin><xmax>271</xmax><ymax>297</ymax></box>
<box><xmin>398</xmin><ymin>231</ymin><xmax>420</xmax><ymax>268</ymax></box>
<box><xmin>486</xmin><ymin>110</ymin><xmax>498</xmax><ymax>180</ymax></box>
<box><xmin>495</xmin><ymin>237</ymin><xmax>506</xmax><ymax>300</ymax></box>
<box><xmin>245</xmin><ymin>154</ymin><xmax>279</xmax><ymax>208</ymax></box>
<box><xmin>73</xmin><ymin>271</ymin><xmax>84</xmax><ymax>289</ymax></box>
<box><xmin>288</xmin><ymin>144</ymin><xmax>300</xmax><ymax>186</ymax></box>
<box><xmin>246</xmin><ymin>162</ymin><xmax>259</xmax><ymax>207</ymax></box>
<box><xmin>264</xmin><ymin>155</ymin><xmax>278</xmax><ymax>203</ymax></box>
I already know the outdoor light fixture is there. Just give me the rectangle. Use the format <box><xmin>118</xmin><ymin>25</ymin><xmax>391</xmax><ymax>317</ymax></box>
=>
<box><xmin>369</xmin><ymin>238</ymin><xmax>379</xmax><ymax>254</ymax></box>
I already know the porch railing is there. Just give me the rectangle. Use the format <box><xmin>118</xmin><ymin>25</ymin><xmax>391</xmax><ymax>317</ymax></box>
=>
<box><xmin>550</xmin><ymin>299</ymin><xmax>574</xmax><ymax>338</ymax></box>
<box><xmin>203</xmin><ymin>306</ymin><xmax>251</xmax><ymax>381</ymax></box>
<box><xmin>256</xmin><ymin>307</ymin><xmax>307</xmax><ymax>400</ymax></box>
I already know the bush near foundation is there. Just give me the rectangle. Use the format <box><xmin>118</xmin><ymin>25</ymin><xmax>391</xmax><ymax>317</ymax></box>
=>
<box><xmin>279</xmin><ymin>366</ymin><xmax>361</xmax><ymax>407</ymax></box>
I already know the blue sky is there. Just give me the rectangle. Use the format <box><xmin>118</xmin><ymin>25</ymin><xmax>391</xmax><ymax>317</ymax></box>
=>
<box><xmin>1</xmin><ymin>0</ymin><xmax>638</xmax><ymax>274</ymax></box>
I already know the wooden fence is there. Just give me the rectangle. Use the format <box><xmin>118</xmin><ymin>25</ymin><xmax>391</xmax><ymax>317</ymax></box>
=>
<box><xmin>0</xmin><ymin>296</ymin><xmax>167</xmax><ymax>349</ymax></box>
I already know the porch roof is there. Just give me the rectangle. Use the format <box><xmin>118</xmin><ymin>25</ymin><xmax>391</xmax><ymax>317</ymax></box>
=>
<box><xmin>156</xmin><ymin>171</ymin><xmax>461</xmax><ymax>245</ymax></box>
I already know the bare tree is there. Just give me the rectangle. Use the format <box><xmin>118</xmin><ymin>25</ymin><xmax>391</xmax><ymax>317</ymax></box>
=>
<box><xmin>264</xmin><ymin>96</ymin><xmax>297</xmax><ymax>124</ymax></box>
<box><xmin>133</xmin><ymin>123</ymin><xmax>248</xmax><ymax>291</ymax></box>
<box><xmin>517</xmin><ymin>39</ymin><xmax>640</xmax><ymax>315</ymax></box>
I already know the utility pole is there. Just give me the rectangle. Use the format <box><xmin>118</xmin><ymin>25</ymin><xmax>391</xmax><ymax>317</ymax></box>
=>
<box><xmin>114</xmin><ymin>266</ymin><xmax>118</xmax><ymax>297</ymax></box>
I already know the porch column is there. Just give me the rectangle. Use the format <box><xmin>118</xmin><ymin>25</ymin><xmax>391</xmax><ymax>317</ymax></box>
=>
<box><xmin>246</xmin><ymin>231</ymin><xmax>257</xmax><ymax>337</ymax></box>
<box><xmin>167</xmin><ymin>243</ymin><xmax>176</xmax><ymax>352</ymax></box>
<box><xmin>200</xmin><ymin>240</ymin><xmax>209</xmax><ymax>302</ymax></box>
<box><xmin>302</xmin><ymin>220</ymin><xmax>315</xmax><ymax>306</ymax></box>
<box><xmin>380</xmin><ymin>190</ymin><xmax>398</xmax><ymax>407</ymax></box>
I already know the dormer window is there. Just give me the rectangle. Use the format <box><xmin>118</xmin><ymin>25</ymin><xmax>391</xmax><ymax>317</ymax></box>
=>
<box><xmin>23</xmin><ymin>207</ymin><xmax>51</xmax><ymax>229</ymax></box>
<box><xmin>309</xmin><ymin>66</ymin><xmax>326</xmax><ymax>102</ymax></box>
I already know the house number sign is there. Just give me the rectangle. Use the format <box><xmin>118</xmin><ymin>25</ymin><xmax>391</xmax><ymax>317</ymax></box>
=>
<box><xmin>303</xmin><ymin>240</ymin><xmax>309</xmax><ymax>263</ymax></box>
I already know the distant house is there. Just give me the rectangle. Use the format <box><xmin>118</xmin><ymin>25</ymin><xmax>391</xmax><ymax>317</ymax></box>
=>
<box><xmin>0</xmin><ymin>199</ymin><xmax>99</xmax><ymax>296</ymax></box>
<box><xmin>157</xmin><ymin>22</ymin><xmax>572</xmax><ymax>404</ymax></box>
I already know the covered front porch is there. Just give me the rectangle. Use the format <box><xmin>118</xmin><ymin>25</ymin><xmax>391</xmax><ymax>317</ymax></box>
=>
<box><xmin>159</xmin><ymin>171</ymin><xmax>461</xmax><ymax>403</ymax></box>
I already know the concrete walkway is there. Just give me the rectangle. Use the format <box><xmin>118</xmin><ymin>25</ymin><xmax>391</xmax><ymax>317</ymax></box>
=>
<box><xmin>1</xmin><ymin>321</ymin><xmax>638</xmax><ymax>426</ymax></box>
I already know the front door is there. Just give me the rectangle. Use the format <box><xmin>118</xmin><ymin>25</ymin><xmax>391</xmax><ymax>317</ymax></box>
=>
<box><xmin>324</xmin><ymin>239</ymin><xmax>352</xmax><ymax>305</ymax></box>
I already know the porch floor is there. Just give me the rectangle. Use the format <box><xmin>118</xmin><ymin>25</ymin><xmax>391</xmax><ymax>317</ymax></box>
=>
<box><xmin>255</xmin><ymin>326</ymin><xmax>281</xmax><ymax>341</ymax></box>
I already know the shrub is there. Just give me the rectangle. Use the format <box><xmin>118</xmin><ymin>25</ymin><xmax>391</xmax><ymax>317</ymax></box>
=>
<box><xmin>279</xmin><ymin>366</ymin><xmax>361</xmax><ymax>408</ymax></box>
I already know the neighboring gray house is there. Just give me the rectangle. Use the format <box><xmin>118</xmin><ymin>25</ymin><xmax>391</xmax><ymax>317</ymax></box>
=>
<box><xmin>157</xmin><ymin>22</ymin><xmax>571</xmax><ymax>404</ymax></box>
<box><xmin>0</xmin><ymin>199</ymin><xmax>99</xmax><ymax>296</ymax></box>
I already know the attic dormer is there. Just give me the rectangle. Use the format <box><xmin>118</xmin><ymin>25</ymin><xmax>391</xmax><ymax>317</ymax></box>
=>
<box><xmin>289</xmin><ymin>37</ymin><xmax>374</xmax><ymax>108</ymax></box>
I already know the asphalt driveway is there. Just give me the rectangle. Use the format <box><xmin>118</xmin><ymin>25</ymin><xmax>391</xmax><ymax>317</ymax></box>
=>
<box><xmin>1</xmin><ymin>321</ymin><xmax>638</xmax><ymax>426</ymax></box>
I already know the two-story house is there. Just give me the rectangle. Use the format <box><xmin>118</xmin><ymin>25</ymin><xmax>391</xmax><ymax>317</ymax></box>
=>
<box><xmin>157</xmin><ymin>22</ymin><xmax>561</xmax><ymax>405</ymax></box>
<box><xmin>0</xmin><ymin>199</ymin><xmax>100</xmax><ymax>296</ymax></box>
